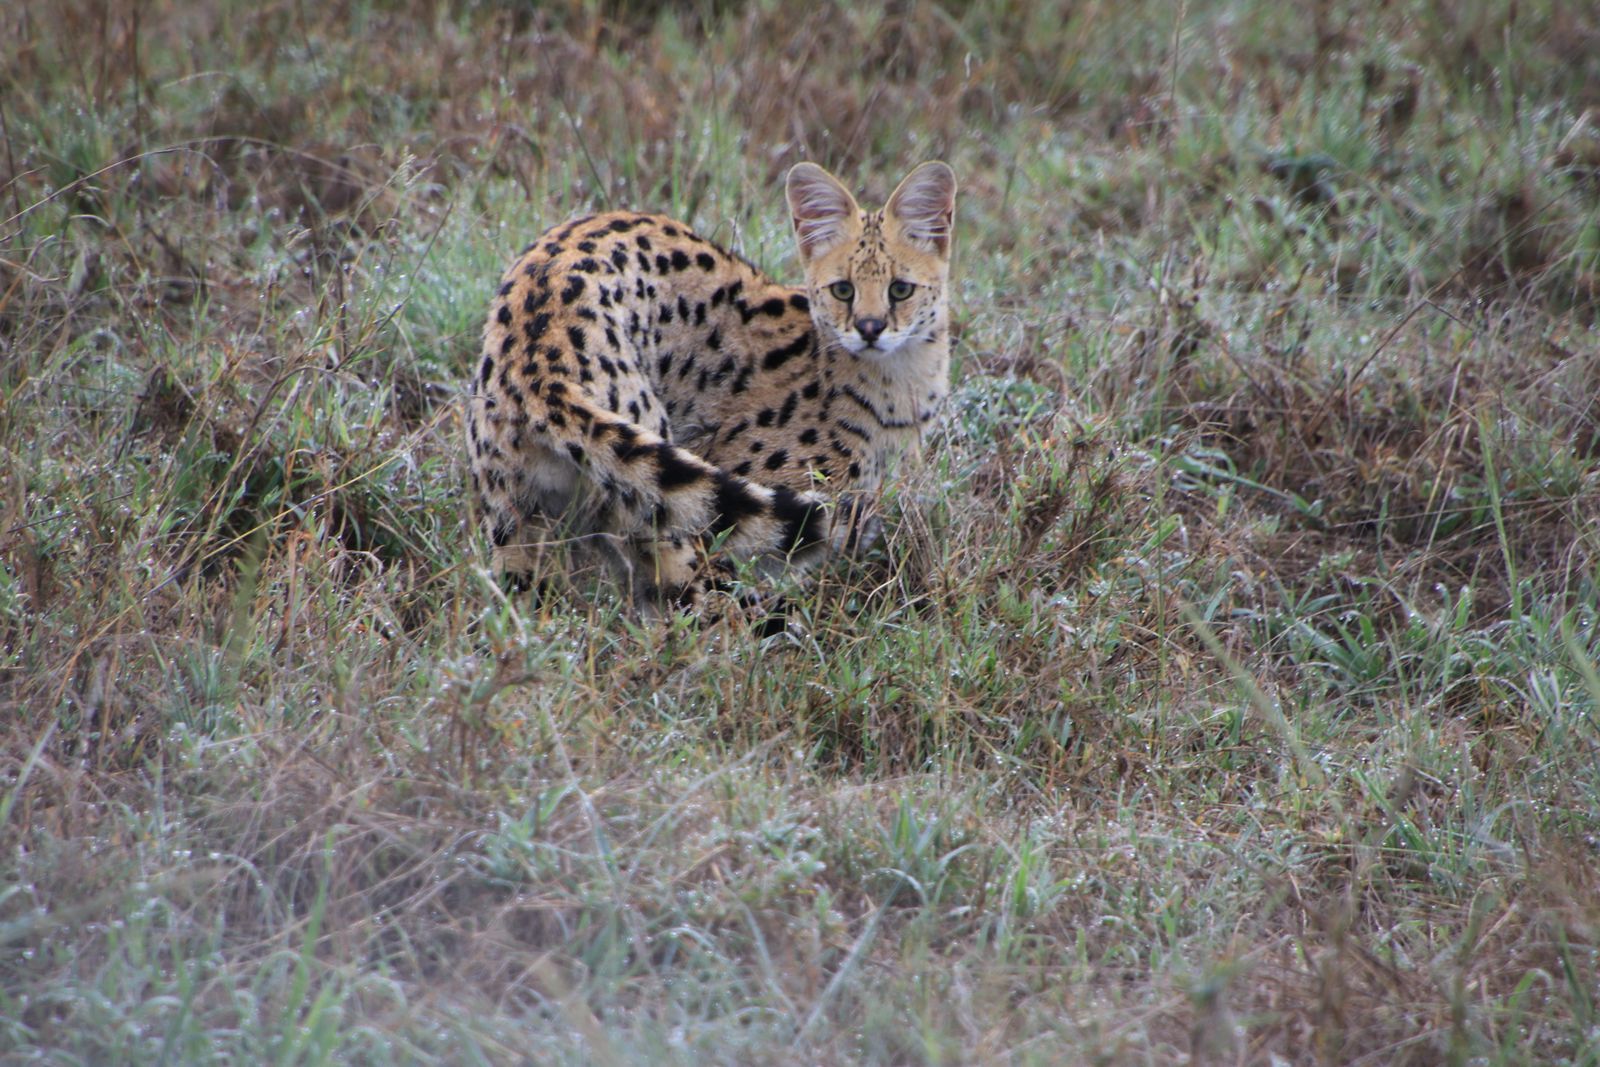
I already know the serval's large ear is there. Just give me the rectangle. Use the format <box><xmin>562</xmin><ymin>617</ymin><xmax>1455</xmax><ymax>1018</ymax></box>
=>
<box><xmin>886</xmin><ymin>161</ymin><xmax>957</xmax><ymax>254</ymax></box>
<box><xmin>787</xmin><ymin>162</ymin><xmax>861</xmax><ymax>261</ymax></box>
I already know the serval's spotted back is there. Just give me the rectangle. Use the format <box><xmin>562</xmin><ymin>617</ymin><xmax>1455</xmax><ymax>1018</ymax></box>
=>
<box><xmin>466</xmin><ymin>161</ymin><xmax>957</xmax><ymax>605</ymax></box>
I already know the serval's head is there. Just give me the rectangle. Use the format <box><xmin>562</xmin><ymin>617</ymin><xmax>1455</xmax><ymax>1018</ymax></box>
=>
<box><xmin>786</xmin><ymin>161</ymin><xmax>956</xmax><ymax>359</ymax></box>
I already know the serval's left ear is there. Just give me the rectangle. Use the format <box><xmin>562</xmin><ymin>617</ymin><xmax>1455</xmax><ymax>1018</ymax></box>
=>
<box><xmin>886</xmin><ymin>161</ymin><xmax>957</xmax><ymax>254</ymax></box>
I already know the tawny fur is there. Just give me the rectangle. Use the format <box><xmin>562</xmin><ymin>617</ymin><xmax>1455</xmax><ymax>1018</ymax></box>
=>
<box><xmin>466</xmin><ymin>161</ymin><xmax>956</xmax><ymax>603</ymax></box>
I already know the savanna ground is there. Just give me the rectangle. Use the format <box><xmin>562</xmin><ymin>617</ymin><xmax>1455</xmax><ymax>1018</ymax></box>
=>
<box><xmin>3</xmin><ymin>0</ymin><xmax>1600</xmax><ymax>1062</ymax></box>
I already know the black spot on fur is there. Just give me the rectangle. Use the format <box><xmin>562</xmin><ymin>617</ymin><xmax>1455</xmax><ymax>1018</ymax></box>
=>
<box><xmin>670</xmin><ymin>250</ymin><xmax>691</xmax><ymax>271</ymax></box>
<box><xmin>798</xmin><ymin>426</ymin><xmax>819</xmax><ymax>445</ymax></box>
<box><xmin>560</xmin><ymin>276</ymin><xmax>585</xmax><ymax>304</ymax></box>
<box><xmin>761</xmin><ymin>333</ymin><xmax>810</xmax><ymax>371</ymax></box>
<box><xmin>653</xmin><ymin>442</ymin><xmax>705</xmax><ymax>489</ymax></box>
<box><xmin>765</xmin><ymin>449</ymin><xmax>789</xmax><ymax>471</ymax></box>
<box><xmin>770</xmin><ymin>486</ymin><xmax>826</xmax><ymax>551</ymax></box>
<box><xmin>696</xmin><ymin>252</ymin><xmax>715</xmax><ymax>270</ymax></box>
<box><xmin>707</xmin><ymin>474</ymin><xmax>761</xmax><ymax>537</ymax></box>
<box><xmin>496</xmin><ymin>304</ymin><xmax>511</xmax><ymax>325</ymax></box>
<box><xmin>566</xmin><ymin>325</ymin><xmax>587</xmax><ymax>352</ymax></box>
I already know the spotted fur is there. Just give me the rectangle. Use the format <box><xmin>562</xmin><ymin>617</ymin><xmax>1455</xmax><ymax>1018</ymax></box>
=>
<box><xmin>466</xmin><ymin>161</ymin><xmax>957</xmax><ymax>604</ymax></box>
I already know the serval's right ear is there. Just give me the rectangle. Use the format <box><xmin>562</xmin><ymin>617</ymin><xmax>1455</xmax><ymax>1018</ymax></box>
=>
<box><xmin>787</xmin><ymin>162</ymin><xmax>861</xmax><ymax>261</ymax></box>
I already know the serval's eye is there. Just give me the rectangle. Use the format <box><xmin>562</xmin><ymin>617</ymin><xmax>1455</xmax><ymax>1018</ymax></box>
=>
<box><xmin>828</xmin><ymin>280</ymin><xmax>855</xmax><ymax>302</ymax></box>
<box><xmin>888</xmin><ymin>279</ymin><xmax>915</xmax><ymax>301</ymax></box>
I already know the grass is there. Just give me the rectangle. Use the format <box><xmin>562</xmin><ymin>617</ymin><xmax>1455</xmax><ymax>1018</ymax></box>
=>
<box><xmin>3</xmin><ymin>0</ymin><xmax>1600</xmax><ymax>1062</ymax></box>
